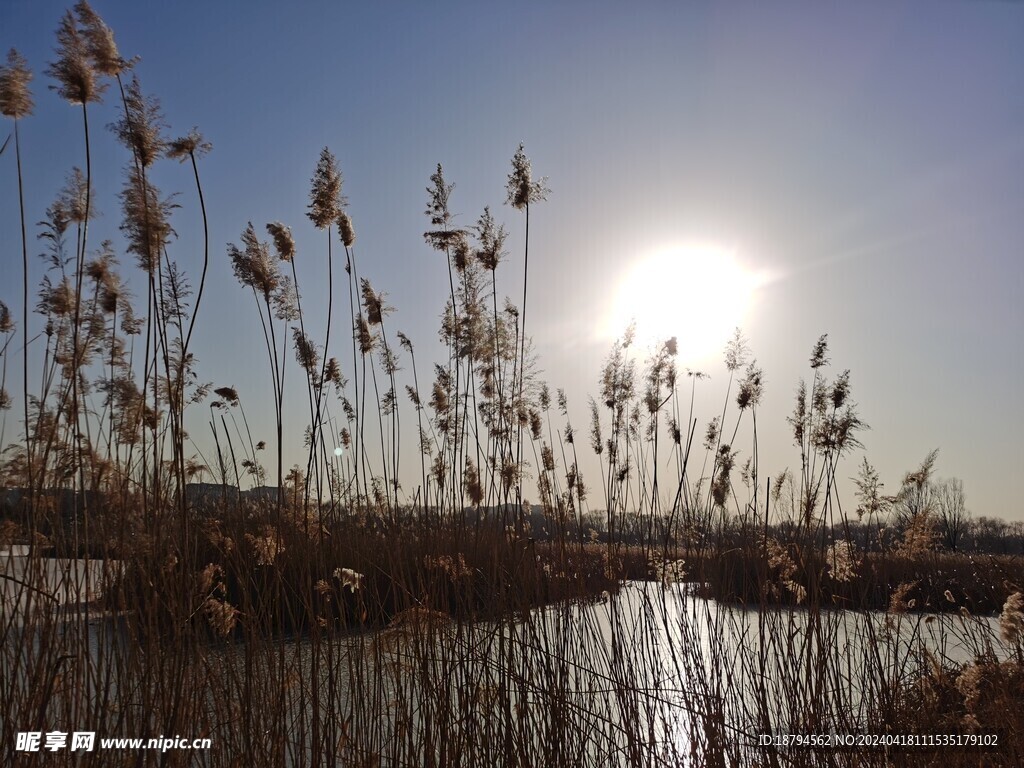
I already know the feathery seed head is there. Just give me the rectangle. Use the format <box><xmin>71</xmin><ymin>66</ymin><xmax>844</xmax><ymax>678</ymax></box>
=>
<box><xmin>293</xmin><ymin>328</ymin><xmax>319</xmax><ymax>374</ymax></box>
<box><xmin>541</xmin><ymin>444</ymin><xmax>556</xmax><ymax>473</ymax></box>
<box><xmin>47</xmin><ymin>10</ymin><xmax>103</xmax><ymax>105</ymax></box>
<box><xmin>0</xmin><ymin>49</ymin><xmax>34</xmax><ymax>118</ymax></box>
<box><xmin>324</xmin><ymin>357</ymin><xmax>344</xmax><ymax>390</ymax></box>
<box><xmin>530</xmin><ymin>409</ymin><xmax>543</xmax><ymax>440</ymax></box>
<box><xmin>424</xmin><ymin>227</ymin><xmax>467</xmax><ymax>253</ymax></box>
<box><xmin>736</xmin><ymin>361</ymin><xmax>764</xmax><ymax>410</ymax></box>
<box><xmin>955</xmin><ymin>662</ymin><xmax>986</xmax><ymax>711</ymax></box>
<box><xmin>272</xmin><ymin>277</ymin><xmax>298</xmax><ymax>322</ymax></box>
<box><xmin>111</xmin><ymin>76</ymin><xmax>167</xmax><ymax>167</ymax></box>
<box><xmin>92</xmin><ymin>249</ymin><xmax>122</xmax><ymax>313</ymax></box>
<box><xmin>711</xmin><ymin>447</ymin><xmax>735</xmax><ymax>508</ymax></box>
<box><xmin>74</xmin><ymin>1</ymin><xmax>124</xmax><ymax>77</ymax></box>
<box><xmin>213</xmin><ymin>386</ymin><xmax>238</xmax><ymax>405</ymax></box>
<box><xmin>426</xmin><ymin>163</ymin><xmax>454</xmax><ymax>227</ymax></box>
<box><xmin>902</xmin><ymin>449</ymin><xmax>940</xmax><ymax>493</ymax></box>
<box><xmin>505</xmin><ymin>143</ymin><xmax>549</xmax><ymax>210</ymax></box>
<box><xmin>451</xmin><ymin>231</ymin><xmax>471</xmax><ymax>272</ymax></box>
<box><xmin>0</xmin><ymin>301</ymin><xmax>13</xmax><ymax>333</ymax></box>
<box><xmin>810</xmin><ymin>334</ymin><xmax>829</xmax><ymax>369</ymax></box>
<box><xmin>119</xmin><ymin>305</ymin><xmax>142</xmax><ymax>335</ymax></box>
<box><xmin>99</xmin><ymin>277</ymin><xmax>119</xmax><ymax>312</ymax></box>
<box><xmin>831</xmin><ymin>369</ymin><xmax>851</xmax><ymax>410</ymax></box>
<box><xmin>360</xmin><ymin>279</ymin><xmax>386</xmax><ymax>325</ymax></box>
<box><xmin>337</xmin><ymin>211</ymin><xmax>355</xmax><ymax>247</ymax></box>
<box><xmin>853</xmin><ymin>458</ymin><xmax>889</xmax><ymax>520</ymax></box>
<box><xmin>266</xmin><ymin>222</ymin><xmax>295</xmax><ymax>261</ymax></box>
<box><xmin>703</xmin><ymin>416</ymin><xmax>720</xmax><ymax>451</ymax></box>
<box><xmin>43</xmin><ymin>293</ymin><xmax>68</xmax><ymax>331</ymax></box>
<box><xmin>588</xmin><ymin>398</ymin><xmax>603</xmax><ymax>455</ymax></box>
<box><xmin>789</xmin><ymin>380</ymin><xmax>807</xmax><ymax>444</ymax></box>
<box><xmin>166</xmin><ymin>128</ymin><xmax>212</xmax><ymax>162</ymax></box>
<box><xmin>84</xmin><ymin>243</ymin><xmax>114</xmax><ymax>283</ymax></box>
<box><xmin>474</xmin><ymin>206</ymin><xmax>508</xmax><ymax>271</ymax></box>
<box><xmin>60</xmin><ymin>167</ymin><xmax>93</xmax><ymax>223</ymax></box>
<box><xmin>246</xmin><ymin>527</ymin><xmax>284</xmax><ymax>566</ymax></box>
<box><xmin>405</xmin><ymin>385</ymin><xmax>421</xmax><ymax>408</ymax></box>
<box><xmin>812</xmin><ymin>377</ymin><xmax>829</xmax><ymax>414</ymax></box>
<box><xmin>772</xmin><ymin>472</ymin><xmax>789</xmax><ymax>503</ymax></box>
<box><xmin>1000</xmin><ymin>592</ymin><xmax>1024</xmax><ymax>646</ymax></box>
<box><xmin>889</xmin><ymin>581</ymin><xmax>918</xmax><ymax>613</ymax></box>
<box><xmin>500</xmin><ymin>460</ymin><xmax>520</xmax><ymax>494</ymax></box>
<box><xmin>356</xmin><ymin>315</ymin><xmax>374</xmax><ymax>354</ymax></box>
<box><xmin>431</xmin><ymin>456</ymin><xmax>448</xmax><ymax>489</ymax></box>
<box><xmin>308</xmin><ymin>147</ymin><xmax>345</xmax><ymax>229</ymax></box>
<box><xmin>203</xmin><ymin>597</ymin><xmax>239</xmax><ymax>637</ymax></box>
<box><xmin>423</xmin><ymin>165</ymin><xmax>468</xmax><ymax>252</ymax></box>
<box><xmin>431</xmin><ymin>368</ymin><xmax>450</xmax><ymax>415</ymax></box>
<box><xmin>826</xmin><ymin>540</ymin><xmax>858</xmax><ymax>583</ymax></box>
<box><xmin>120</xmin><ymin>165</ymin><xmax>176</xmax><ymax>272</ymax></box>
<box><xmin>723</xmin><ymin>328</ymin><xmax>748</xmax><ymax>372</ymax></box>
<box><xmin>228</xmin><ymin>222</ymin><xmax>279</xmax><ymax>298</ymax></box>
<box><xmin>465</xmin><ymin>459</ymin><xmax>483</xmax><ymax>505</ymax></box>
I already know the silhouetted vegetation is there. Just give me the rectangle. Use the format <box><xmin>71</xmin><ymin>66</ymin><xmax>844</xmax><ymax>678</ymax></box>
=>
<box><xmin>1</xmin><ymin>5</ymin><xmax>1021</xmax><ymax>766</ymax></box>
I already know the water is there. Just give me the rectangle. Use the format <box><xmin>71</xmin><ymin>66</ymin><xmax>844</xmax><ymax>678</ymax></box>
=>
<box><xmin>2</xmin><ymin>555</ymin><xmax>1010</xmax><ymax>766</ymax></box>
<box><xmin>1</xmin><ymin>545</ymin><xmax>117</xmax><ymax>617</ymax></box>
<box><xmin>188</xmin><ymin>581</ymin><xmax>1008</xmax><ymax>765</ymax></box>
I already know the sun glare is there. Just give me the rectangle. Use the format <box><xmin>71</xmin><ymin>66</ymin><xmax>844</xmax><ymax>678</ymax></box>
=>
<box><xmin>603</xmin><ymin>244</ymin><xmax>760</xmax><ymax>362</ymax></box>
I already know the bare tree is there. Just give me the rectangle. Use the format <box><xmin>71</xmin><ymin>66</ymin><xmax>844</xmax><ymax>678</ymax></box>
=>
<box><xmin>971</xmin><ymin>515</ymin><xmax>1010</xmax><ymax>553</ymax></box>
<box><xmin>935</xmin><ymin>477</ymin><xmax>970</xmax><ymax>552</ymax></box>
<box><xmin>1009</xmin><ymin>520</ymin><xmax>1024</xmax><ymax>555</ymax></box>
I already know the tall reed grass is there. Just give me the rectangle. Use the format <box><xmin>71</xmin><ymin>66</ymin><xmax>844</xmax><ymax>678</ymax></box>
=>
<box><xmin>1</xmin><ymin>4</ymin><xmax>1021</xmax><ymax>766</ymax></box>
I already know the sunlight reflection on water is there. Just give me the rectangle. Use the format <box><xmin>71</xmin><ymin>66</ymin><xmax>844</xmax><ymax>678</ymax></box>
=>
<box><xmin>4</xmin><ymin>564</ymin><xmax>1009</xmax><ymax>766</ymax></box>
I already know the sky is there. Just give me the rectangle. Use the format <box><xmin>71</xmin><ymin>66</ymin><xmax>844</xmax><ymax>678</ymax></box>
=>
<box><xmin>1</xmin><ymin>1</ymin><xmax>1023</xmax><ymax>522</ymax></box>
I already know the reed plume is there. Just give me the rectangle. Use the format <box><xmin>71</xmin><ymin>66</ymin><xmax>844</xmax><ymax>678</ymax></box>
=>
<box><xmin>505</xmin><ymin>142</ymin><xmax>549</xmax><ymax>211</ymax></box>
<box><xmin>474</xmin><ymin>206</ymin><xmax>507</xmax><ymax>272</ymax></box>
<box><xmin>229</xmin><ymin>223</ymin><xmax>281</xmax><ymax>300</ymax></box>
<box><xmin>266</xmin><ymin>222</ymin><xmax>295</xmax><ymax>262</ymax></box>
<box><xmin>119</xmin><ymin>165</ymin><xmax>175</xmax><ymax>273</ymax></box>
<box><xmin>74</xmin><ymin>0</ymin><xmax>125</xmax><ymax>77</ymax></box>
<box><xmin>111</xmin><ymin>76</ymin><xmax>167</xmax><ymax>167</ymax></box>
<box><xmin>0</xmin><ymin>49</ymin><xmax>34</xmax><ymax>118</ymax></box>
<box><xmin>337</xmin><ymin>211</ymin><xmax>355</xmax><ymax>247</ymax></box>
<box><xmin>308</xmin><ymin>147</ymin><xmax>345</xmax><ymax>229</ymax></box>
<box><xmin>46</xmin><ymin>10</ymin><xmax>103</xmax><ymax>105</ymax></box>
<box><xmin>167</xmin><ymin>128</ymin><xmax>212</xmax><ymax>162</ymax></box>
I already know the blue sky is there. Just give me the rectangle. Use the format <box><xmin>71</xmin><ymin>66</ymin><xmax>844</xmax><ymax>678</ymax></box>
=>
<box><xmin>2</xmin><ymin>1</ymin><xmax>1023</xmax><ymax>521</ymax></box>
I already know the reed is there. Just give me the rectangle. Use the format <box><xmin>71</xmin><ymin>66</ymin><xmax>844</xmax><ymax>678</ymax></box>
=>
<box><xmin>1</xmin><ymin>5</ymin><xmax>1021</xmax><ymax>766</ymax></box>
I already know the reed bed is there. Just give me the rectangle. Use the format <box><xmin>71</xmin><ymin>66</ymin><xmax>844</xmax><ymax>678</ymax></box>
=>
<box><xmin>2</xmin><ymin>5</ymin><xmax>1023</xmax><ymax>766</ymax></box>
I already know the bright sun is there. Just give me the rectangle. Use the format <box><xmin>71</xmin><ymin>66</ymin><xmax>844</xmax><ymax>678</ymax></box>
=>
<box><xmin>603</xmin><ymin>244</ymin><xmax>760</xmax><ymax>362</ymax></box>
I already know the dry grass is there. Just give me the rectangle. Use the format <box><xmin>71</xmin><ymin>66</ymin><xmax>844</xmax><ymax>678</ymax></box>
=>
<box><xmin>1</xmin><ymin>5</ymin><xmax>1023</xmax><ymax>766</ymax></box>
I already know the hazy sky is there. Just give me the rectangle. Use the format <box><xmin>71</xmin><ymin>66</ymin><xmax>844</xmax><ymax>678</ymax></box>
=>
<box><xmin>2</xmin><ymin>1</ymin><xmax>1023</xmax><ymax>521</ymax></box>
